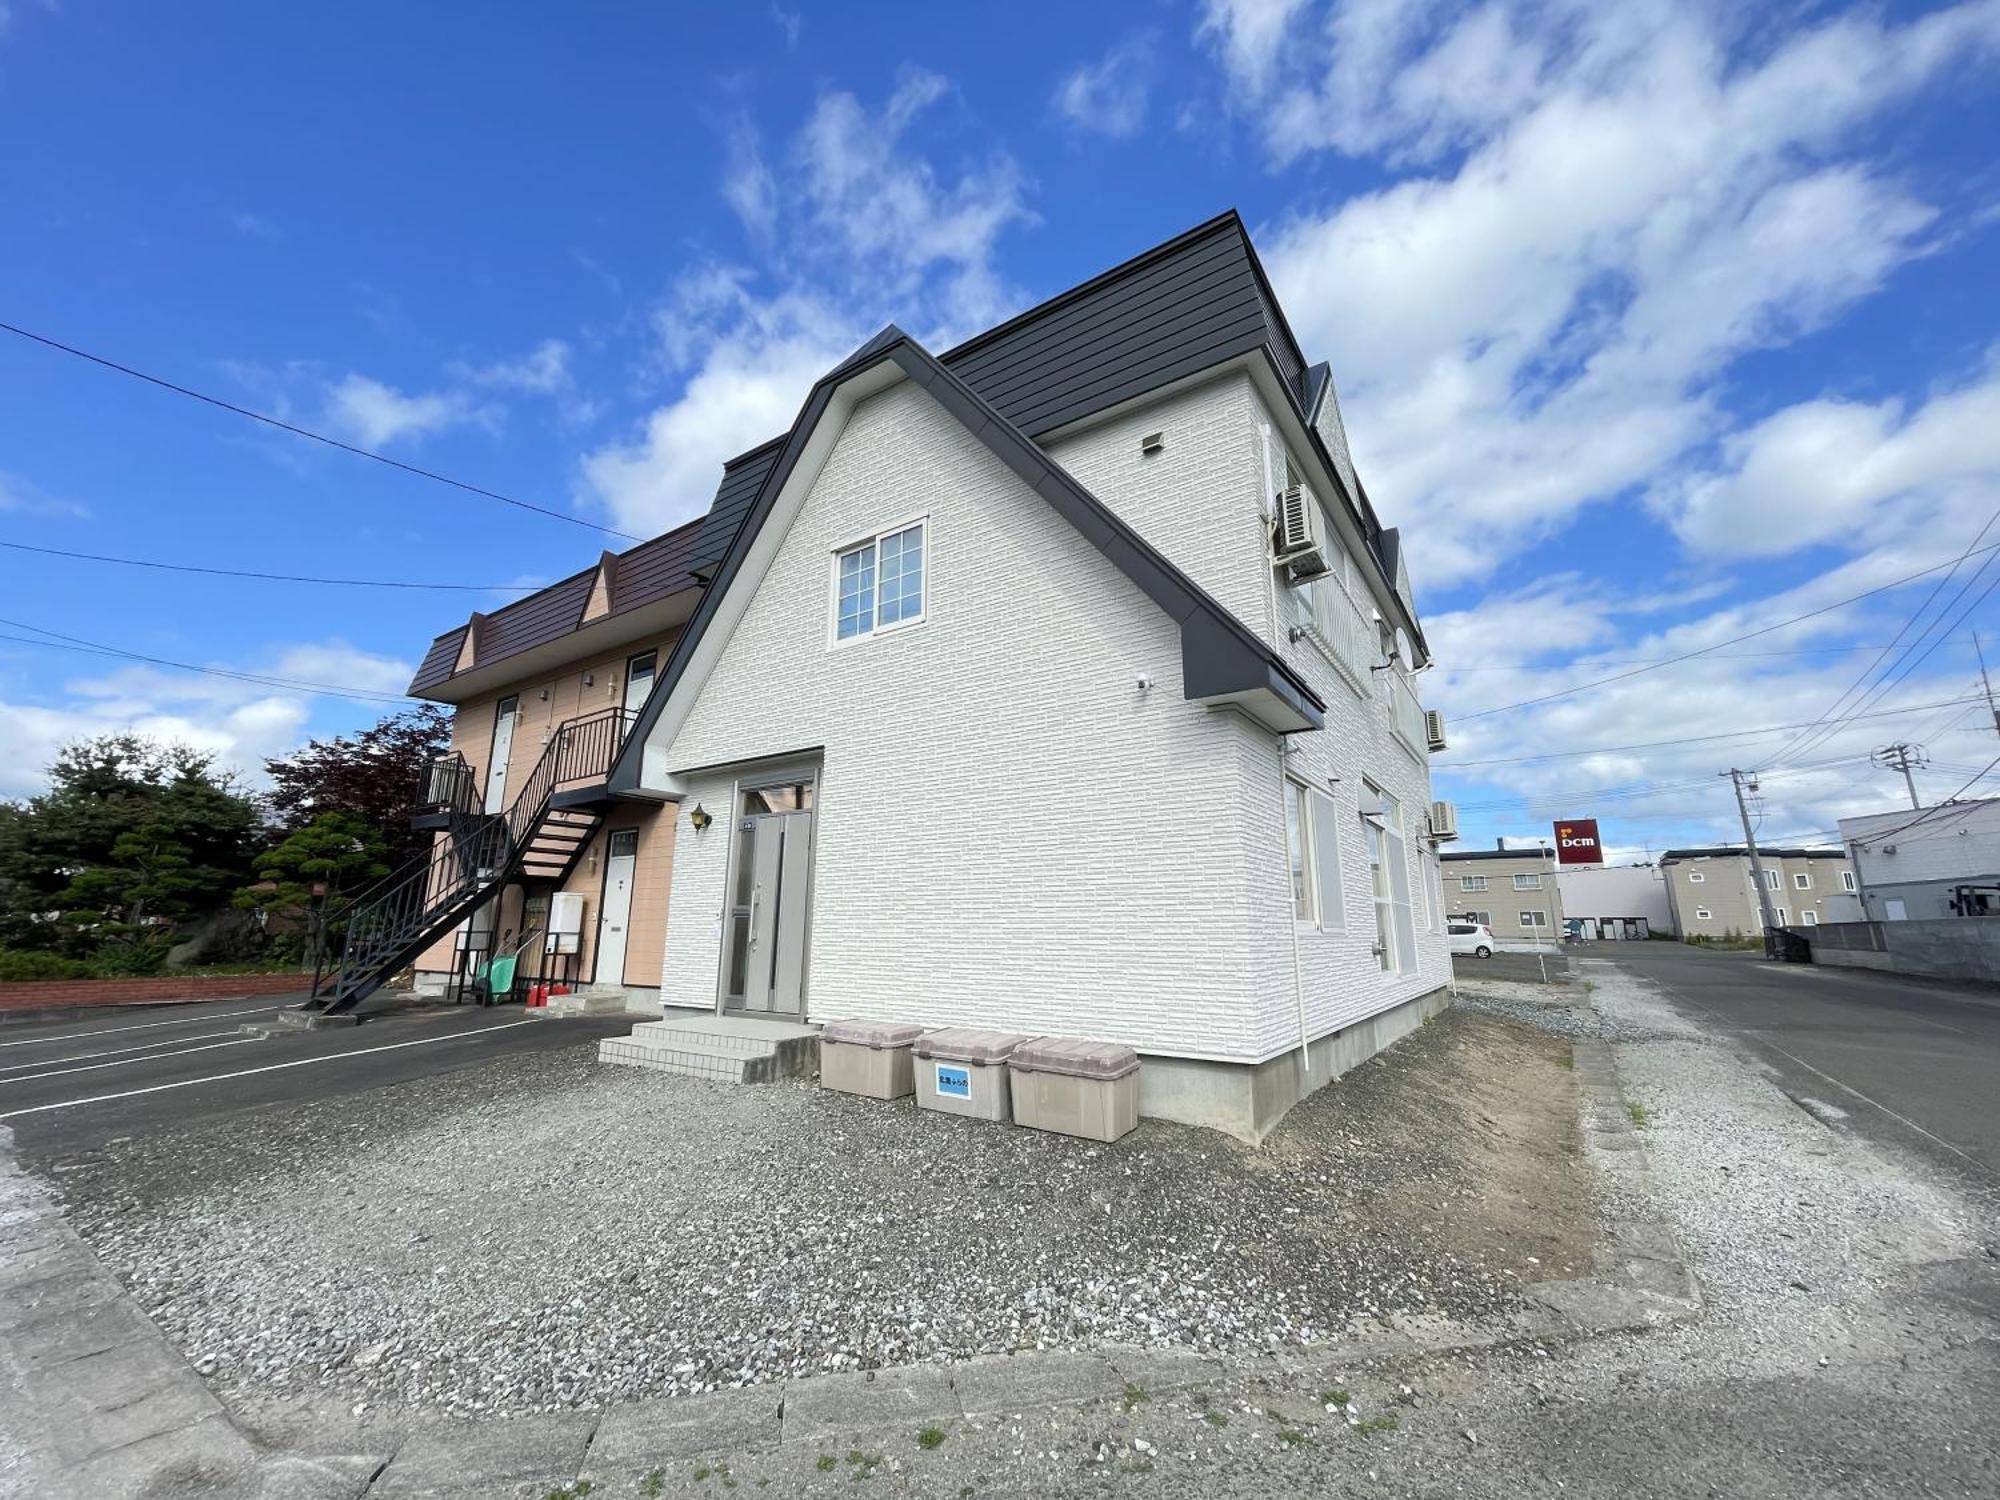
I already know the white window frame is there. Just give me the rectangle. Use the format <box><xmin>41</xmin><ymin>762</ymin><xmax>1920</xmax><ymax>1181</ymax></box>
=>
<box><xmin>1520</xmin><ymin>909</ymin><xmax>1549</xmax><ymax>929</ymax></box>
<box><xmin>1459</xmin><ymin>874</ymin><xmax>1489</xmax><ymax>892</ymax></box>
<box><xmin>1462</xmin><ymin>909</ymin><xmax>1492</xmax><ymax>926</ymax></box>
<box><xmin>1775</xmin><ymin>906</ymin><xmax>1789</xmax><ymax>926</ymax></box>
<box><xmin>1513</xmin><ymin>872</ymin><xmax>1542</xmax><ymax>891</ymax></box>
<box><xmin>1688</xmin><ymin>871</ymin><xmax>1705</xmax><ymax>883</ymax></box>
<box><xmin>1362</xmin><ymin>782</ymin><xmax>1416</xmax><ymax>975</ymax></box>
<box><xmin>1803</xmin><ymin>909</ymin><xmax>1819</xmax><ymax>925</ymax></box>
<box><xmin>1793</xmin><ymin>872</ymin><xmax>1811</xmax><ymax>890</ymax></box>
<box><xmin>1694</xmin><ymin>906</ymin><xmax>1712</xmax><ymax>920</ymax></box>
<box><xmin>1840</xmin><ymin>870</ymin><xmax>1857</xmax><ymax>892</ymax></box>
<box><xmin>1308</xmin><ymin>785</ymin><xmax>1346</xmax><ymax>934</ymax></box>
<box><xmin>1284</xmin><ymin>775</ymin><xmax>1315</xmax><ymax>926</ymax></box>
<box><xmin>828</xmin><ymin>513</ymin><xmax>929</xmax><ymax>647</ymax></box>
<box><xmin>1763</xmin><ymin>869</ymin><xmax>1781</xmax><ymax>890</ymax></box>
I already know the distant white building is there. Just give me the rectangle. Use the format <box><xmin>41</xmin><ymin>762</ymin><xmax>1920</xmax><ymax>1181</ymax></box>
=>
<box><xmin>1839</xmin><ymin>797</ymin><xmax>2000</xmax><ymax>920</ymax></box>
<box><xmin>1557</xmin><ymin>863</ymin><xmax>1673</xmax><ymax>939</ymax></box>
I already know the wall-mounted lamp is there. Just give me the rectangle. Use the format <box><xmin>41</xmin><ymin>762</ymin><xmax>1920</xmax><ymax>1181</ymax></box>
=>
<box><xmin>1135</xmin><ymin>673</ymin><xmax>1153</xmax><ymax>693</ymax></box>
<box><xmin>538</xmin><ymin>687</ymin><xmax>550</xmax><ymax>701</ymax></box>
<box><xmin>689</xmin><ymin>803</ymin><xmax>712</xmax><ymax>832</ymax></box>
<box><xmin>582</xmin><ymin>671</ymin><xmax>595</xmax><ymax>687</ymax></box>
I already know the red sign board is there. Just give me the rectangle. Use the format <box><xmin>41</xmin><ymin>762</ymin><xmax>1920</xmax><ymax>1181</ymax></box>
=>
<box><xmin>1553</xmin><ymin>819</ymin><xmax>1603</xmax><ymax>866</ymax></box>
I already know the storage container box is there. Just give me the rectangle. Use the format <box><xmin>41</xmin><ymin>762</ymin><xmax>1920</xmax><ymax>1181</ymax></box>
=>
<box><xmin>914</xmin><ymin>1028</ymin><xmax>1030</xmax><ymax>1122</ymax></box>
<box><xmin>819</xmin><ymin>1018</ymin><xmax>925</xmax><ymax>1100</ymax></box>
<box><xmin>1007</xmin><ymin>1037</ymin><xmax>1140</xmax><ymax>1142</ymax></box>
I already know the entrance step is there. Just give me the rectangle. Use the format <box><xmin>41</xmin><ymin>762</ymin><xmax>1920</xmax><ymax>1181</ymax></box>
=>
<box><xmin>597</xmin><ymin>1014</ymin><xmax>819</xmax><ymax>1084</ymax></box>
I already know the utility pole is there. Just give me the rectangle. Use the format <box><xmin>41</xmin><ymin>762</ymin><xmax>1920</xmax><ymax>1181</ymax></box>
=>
<box><xmin>1871</xmin><ymin>742</ymin><xmax>1925</xmax><ymax>810</ymax></box>
<box><xmin>1977</xmin><ymin>631</ymin><xmax>1999</xmax><ymax>738</ymax></box>
<box><xmin>1724</xmin><ymin>769</ymin><xmax>1781</xmax><ymax>939</ymax></box>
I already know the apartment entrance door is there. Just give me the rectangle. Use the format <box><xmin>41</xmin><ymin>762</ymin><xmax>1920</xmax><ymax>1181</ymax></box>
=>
<box><xmin>722</xmin><ymin>779</ymin><xmax>815</xmax><ymax>1018</ymax></box>
<box><xmin>484</xmin><ymin>696</ymin><xmax>518</xmax><ymax>813</ymax></box>
<box><xmin>595</xmin><ymin>829</ymin><xmax>637</xmax><ymax>987</ymax></box>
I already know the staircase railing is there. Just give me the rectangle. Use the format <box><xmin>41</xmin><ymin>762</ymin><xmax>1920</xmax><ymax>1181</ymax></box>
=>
<box><xmin>318</xmin><ymin>706</ymin><xmax>637</xmax><ymax>1011</ymax></box>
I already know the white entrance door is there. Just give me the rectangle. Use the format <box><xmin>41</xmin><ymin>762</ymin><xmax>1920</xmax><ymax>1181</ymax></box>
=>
<box><xmin>484</xmin><ymin>695</ymin><xmax>518</xmax><ymax>813</ymax></box>
<box><xmin>596</xmin><ymin>829</ymin><xmax>637</xmax><ymax>987</ymax></box>
<box><xmin>722</xmin><ymin>780</ymin><xmax>816</xmax><ymax>1017</ymax></box>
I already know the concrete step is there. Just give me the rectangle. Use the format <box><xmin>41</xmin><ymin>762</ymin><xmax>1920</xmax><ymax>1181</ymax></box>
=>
<box><xmin>598</xmin><ymin>1015</ymin><xmax>819</xmax><ymax>1084</ymax></box>
<box><xmin>597</xmin><ymin>1033</ymin><xmax>807</xmax><ymax>1084</ymax></box>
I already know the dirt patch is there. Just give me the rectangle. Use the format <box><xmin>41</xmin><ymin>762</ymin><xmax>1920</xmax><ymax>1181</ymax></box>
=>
<box><xmin>1266</xmin><ymin>1009</ymin><xmax>1594</xmax><ymax>1282</ymax></box>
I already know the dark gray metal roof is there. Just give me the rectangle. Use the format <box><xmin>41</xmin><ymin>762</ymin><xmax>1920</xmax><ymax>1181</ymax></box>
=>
<box><xmin>411</xmin><ymin>209</ymin><xmax>1421</xmax><ymax>695</ymax></box>
<box><xmin>1441</xmin><ymin>847</ymin><xmax>1557</xmax><ymax>862</ymax></box>
<box><xmin>607</xmin><ymin>329</ymin><xmax>1324</xmax><ymax>792</ymax></box>
<box><xmin>410</xmin><ymin>627</ymin><xmax>468</xmax><ymax>694</ymax></box>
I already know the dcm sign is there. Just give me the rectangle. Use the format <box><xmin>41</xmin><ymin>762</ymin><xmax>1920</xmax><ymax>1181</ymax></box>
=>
<box><xmin>1553</xmin><ymin>819</ymin><xmax>1604</xmax><ymax>866</ymax></box>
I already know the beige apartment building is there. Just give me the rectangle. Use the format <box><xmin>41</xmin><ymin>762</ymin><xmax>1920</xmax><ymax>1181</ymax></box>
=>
<box><xmin>1440</xmin><ymin>846</ymin><xmax>1565</xmax><ymax>942</ymax></box>
<box><xmin>398</xmin><ymin>526</ymin><xmax>707</xmax><ymax>1007</ymax></box>
<box><xmin>1659</xmin><ymin>847</ymin><xmax>1858</xmax><ymax>939</ymax></box>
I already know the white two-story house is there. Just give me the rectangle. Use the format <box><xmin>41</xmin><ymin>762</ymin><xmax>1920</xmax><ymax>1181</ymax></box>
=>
<box><xmin>598</xmin><ymin>212</ymin><xmax>1453</xmax><ymax>1138</ymax></box>
<box><xmin>344</xmin><ymin>214</ymin><xmax>1450</xmax><ymax>1139</ymax></box>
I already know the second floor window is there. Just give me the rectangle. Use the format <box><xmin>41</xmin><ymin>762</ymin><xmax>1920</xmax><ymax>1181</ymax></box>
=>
<box><xmin>1513</xmin><ymin>872</ymin><xmax>1541</xmax><ymax>890</ymax></box>
<box><xmin>1460</xmin><ymin>874</ymin><xmax>1488</xmax><ymax>892</ymax></box>
<box><xmin>834</xmin><ymin>519</ymin><xmax>926</xmax><ymax>642</ymax></box>
<box><xmin>1840</xmin><ymin>870</ymin><xmax>1857</xmax><ymax>891</ymax></box>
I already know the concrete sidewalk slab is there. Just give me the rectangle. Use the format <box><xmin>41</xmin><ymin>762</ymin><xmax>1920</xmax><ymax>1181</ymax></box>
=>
<box><xmin>587</xmin><ymin>1384</ymin><xmax>783</xmax><ymax>1467</ymax></box>
<box><xmin>780</xmin><ymin>1364</ymin><xmax>959</xmax><ymax>1443</ymax></box>
<box><xmin>370</xmin><ymin>1411</ymin><xmax>597</xmax><ymax>1497</ymax></box>
<box><xmin>951</xmin><ymin>1349</ymin><xmax>1125</xmax><ymax>1417</ymax></box>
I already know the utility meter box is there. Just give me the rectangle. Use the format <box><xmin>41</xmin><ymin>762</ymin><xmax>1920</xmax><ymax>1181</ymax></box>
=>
<box><xmin>546</xmin><ymin>892</ymin><xmax>586</xmax><ymax>956</ymax></box>
<box><xmin>914</xmin><ymin>1028</ymin><xmax>1029</xmax><ymax>1122</ymax></box>
<box><xmin>1008</xmin><ymin>1038</ymin><xmax>1141</xmax><ymax>1143</ymax></box>
<box><xmin>820</xmin><ymin>1019</ymin><xmax>924</xmax><ymax>1100</ymax></box>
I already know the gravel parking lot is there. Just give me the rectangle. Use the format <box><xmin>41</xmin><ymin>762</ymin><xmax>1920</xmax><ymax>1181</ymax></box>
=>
<box><xmin>45</xmin><ymin>1008</ymin><xmax>1591</xmax><ymax>1420</ymax></box>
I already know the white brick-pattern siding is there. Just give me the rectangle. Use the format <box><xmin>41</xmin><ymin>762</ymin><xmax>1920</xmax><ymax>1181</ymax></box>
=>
<box><xmin>652</xmin><ymin>368</ymin><xmax>1446</xmax><ymax>1063</ymax></box>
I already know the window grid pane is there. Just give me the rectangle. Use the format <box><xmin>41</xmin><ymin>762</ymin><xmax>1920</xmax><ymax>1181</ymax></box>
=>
<box><xmin>876</xmin><ymin>524</ymin><xmax>924</xmax><ymax>626</ymax></box>
<box><xmin>837</xmin><ymin>542</ymin><xmax>875</xmax><ymax>639</ymax></box>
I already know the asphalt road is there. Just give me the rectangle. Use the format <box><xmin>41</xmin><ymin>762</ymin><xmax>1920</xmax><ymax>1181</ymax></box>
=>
<box><xmin>1588</xmin><ymin>941</ymin><xmax>2000</xmax><ymax>1185</ymax></box>
<box><xmin>0</xmin><ymin>997</ymin><xmax>634</xmax><ymax>1159</ymax></box>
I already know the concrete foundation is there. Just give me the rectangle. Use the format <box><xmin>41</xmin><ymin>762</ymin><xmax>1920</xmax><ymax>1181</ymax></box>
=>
<box><xmin>1138</xmin><ymin>985</ymin><xmax>1453</xmax><ymax>1143</ymax></box>
<box><xmin>1810</xmin><ymin>919</ymin><xmax>2000</xmax><ymax>984</ymax></box>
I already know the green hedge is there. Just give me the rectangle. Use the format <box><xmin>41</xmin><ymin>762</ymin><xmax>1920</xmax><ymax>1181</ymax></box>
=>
<box><xmin>0</xmin><ymin>950</ymin><xmax>299</xmax><ymax>982</ymax></box>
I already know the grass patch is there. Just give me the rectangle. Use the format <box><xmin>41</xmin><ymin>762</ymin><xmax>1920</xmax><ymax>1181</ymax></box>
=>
<box><xmin>1122</xmin><ymin>1382</ymin><xmax>1150</xmax><ymax>1411</ymax></box>
<box><xmin>1320</xmin><ymin>1389</ymin><xmax>1351</xmax><ymax>1409</ymax></box>
<box><xmin>543</xmin><ymin>1482</ymin><xmax>593</xmax><ymax>1500</ymax></box>
<box><xmin>1278</xmin><ymin>1428</ymin><xmax>1311</xmax><ymax>1448</ymax></box>
<box><xmin>1204</xmin><ymin>1410</ymin><xmax>1230</xmax><ymax>1428</ymax></box>
<box><xmin>642</xmin><ymin>1471</ymin><xmax>665</xmax><ymax>1498</ymax></box>
<box><xmin>846</xmin><ymin>1451</ymin><xmax>884</xmax><ymax>1482</ymax></box>
<box><xmin>1354</xmin><ymin>1414</ymin><xmax>1400</xmax><ymax>1436</ymax></box>
<box><xmin>816</xmin><ymin>1455</ymin><xmax>837</xmax><ymax>1472</ymax></box>
<box><xmin>1627</xmin><ymin>1100</ymin><xmax>1649</xmax><ymax>1128</ymax></box>
<box><xmin>916</xmin><ymin>1425</ymin><xmax>947</xmax><ymax>1451</ymax></box>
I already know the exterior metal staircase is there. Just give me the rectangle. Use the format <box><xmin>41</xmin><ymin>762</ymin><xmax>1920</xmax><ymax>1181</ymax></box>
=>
<box><xmin>310</xmin><ymin>707</ymin><xmax>636</xmax><ymax>1014</ymax></box>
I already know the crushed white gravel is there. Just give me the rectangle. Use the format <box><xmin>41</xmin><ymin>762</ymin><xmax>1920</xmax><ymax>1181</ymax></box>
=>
<box><xmin>53</xmin><ymin>1018</ymin><xmax>1534</xmax><ymax>1418</ymax></box>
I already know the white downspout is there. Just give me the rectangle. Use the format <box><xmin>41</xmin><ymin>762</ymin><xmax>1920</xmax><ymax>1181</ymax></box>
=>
<box><xmin>1260</xmin><ymin>423</ymin><xmax>1311</xmax><ymax>1076</ymax></box>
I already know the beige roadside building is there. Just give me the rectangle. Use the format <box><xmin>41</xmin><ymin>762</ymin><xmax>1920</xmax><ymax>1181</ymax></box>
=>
<box><xmin>1659</xmin><ymin>847</ymin><xmax>1858</xmax><ymax>939</ymax></box>
<box><xmin>1440</xmin><ymin>846</ymin><xmax>1565</xmax><ymax>942</ymax></box>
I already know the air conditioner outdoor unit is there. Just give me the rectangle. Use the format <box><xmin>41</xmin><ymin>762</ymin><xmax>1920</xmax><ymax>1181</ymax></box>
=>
<box><xmin>1424</xmin><ymin>708</ymin><xmax>1448</xmax><ymax>753</ymax></box>
<box><xmin>1429</xmin><ymin>800</ymin><xmax>1459</xmax><ymax>842</ymax></box>
<box><xmin>1274</xmin><ymin>484</ymin><xmax>1330</xmax><ymax>579</ymax></box>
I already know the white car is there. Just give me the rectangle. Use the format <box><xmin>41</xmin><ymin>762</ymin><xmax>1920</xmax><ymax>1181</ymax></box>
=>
<box><xmin>1448</xmin><ymin>921</ymin><xmax>1496</xmax><ymax>958</ymax></box>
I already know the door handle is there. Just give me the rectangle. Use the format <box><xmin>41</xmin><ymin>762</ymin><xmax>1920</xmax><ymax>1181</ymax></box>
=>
<box><xmin>749</xmin><ymin>886</ymin><xmax>761</xmax><ymax>946</ymax></box>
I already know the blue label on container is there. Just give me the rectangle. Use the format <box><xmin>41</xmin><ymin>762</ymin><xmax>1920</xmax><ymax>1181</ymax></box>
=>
<box><xmin>935</xmin><ymin>1064</ymin><xmax>972</xmax><ymax>1099</ymax></box>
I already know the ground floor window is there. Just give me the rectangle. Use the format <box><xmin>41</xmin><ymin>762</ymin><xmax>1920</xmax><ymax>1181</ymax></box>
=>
<box><xmin>1363</xmin><ymin>783</ymin><xmax>1416</xmax><ymax>974</ymax></box>
<box><xmin>1284</xmin><ymin>778</ymin><xmax>1312</xmax><ymax>922</ymax></box>
<box><xmin>1803</xmin><ymin>909</ymin><xmax>1819</xmax><ymax>925</ymax></box>
<box><xmin>1520</xmin><ymin>910</ymin><xmax>1549</xmax><ymax>929</ymax></box>
<box><xmin>1694</xmin><ymin>906</ymin><xmax>1712</xmax><ymax>920</ymax></box>
<box><xmin>1462</xmin><ymin>909</ymin><xmax>1491</xmax><ymax>925</ymax></box>
<box><xmin>1309</xmin><ymin>786</ymin><xmax>1345</xmax><ymax>932</ymax></box>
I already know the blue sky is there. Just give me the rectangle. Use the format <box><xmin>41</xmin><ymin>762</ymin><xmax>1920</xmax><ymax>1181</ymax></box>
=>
<box><xmin>2</xmin><ymin>0</ymin><xmax>1997</xmax><ymax>855</ymax></box>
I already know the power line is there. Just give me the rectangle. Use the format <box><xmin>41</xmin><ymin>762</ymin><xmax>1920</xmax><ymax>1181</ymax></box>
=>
<box><xmin>1439</xmin><ymin>693</ymin><xmax>1984</xmax><ymax>768</ymax></box>
<box><xmin>1444</xmin><ymin>643</ymin><xmax>1927</xmax><ymax>672</ymax></box>
<box><xmin>1846</xmin><ymin>754</ymin><xmax>2000</xmax><ymax>845</ymax></box>
<box><xmin>1453</xmin><ymin>540</ymin><xmax>2000</xmax><ymax>721</ymax></box>
<box><xmin>0</xmin><ymin>617</ymin><xmax>416</xmax><ymax>704</ymax></box>
<box><xmin>0</xmin><ymin>320</ymin><xmax>643</xmax><ymax>544</ymax></box>
<box><xmin>1763</xmin><ymin>508</ymin><xmax>2000</xmax><ymax>766</ymax></box>
<box><xmin>1443</xmin><ymin>754</ymin><xmax>1871</xmax><ymax>815</ymax></box>
<box><xmin>0</xmin><ymin>539</ymin><xmax>542</xmax><ymax>593</ymax></box>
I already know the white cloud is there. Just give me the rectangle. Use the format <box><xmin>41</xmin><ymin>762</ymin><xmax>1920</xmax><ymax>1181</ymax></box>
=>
<box><xmin>324</xmin><ymin>374</ymin><xmax>484</xmax><ymax>448</ymax></box>
<box><xmin>1660</xmin><ymin>356</ymin><xmax>2000</xmax><ymax>555</ymax></box>
<box><xmin>771</xmin><ymin>4</ymin><xmax>802</xmax><ymax>49</ymax></box>
<box><xmin>583</xmin><ymin>71</ymin><xmax>1037</xmax><ymax>537</ymax></box>
<box><xmin>0</xmin><ymin>639</ymin><xmax>413</xmax><ymax>801</ymax></box>
<box><xmin>458</xmin><ymin>339</ymin><xmax>572</xmax><ymax>397</ymax></box>
<box><xmin>0</xmin><ymin>470</ymin><xmax>89</xmax><ymax>520</ymax></box>
<box><xmin>1212</xmin><ymin>1</ymin><xmax>1999</xmax><ymax>587</ymax></box>
<box><xmin>231</xmin><ymin>210</ymin><xmax>282</xmax><ymax>240</ymax></box>
<box><xmin>1053</xmin><ymin>34</ymin><xmax>1156</xmax><ymax>138</ymax></box>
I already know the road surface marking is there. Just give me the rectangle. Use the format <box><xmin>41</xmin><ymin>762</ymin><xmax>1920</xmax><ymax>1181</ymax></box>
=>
<box><xmin>0</xmin><ymin>1020</ymin><xmax>536</xmax><ymax>1120</ymax></box>
<box><xmin>0</xmin><ymin>1006</ymin><xmax>282</xmax><ymax>1050</ymax></box>
<box><xmin>2</xmin><ymin>1036</ymin><xmax>263</xmax><ymax>1085</ymax></box>
<box><xmin>0</xmin><ymin>1030</ymin><xmax>246</xmax><ymax>1073</ymax></box>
